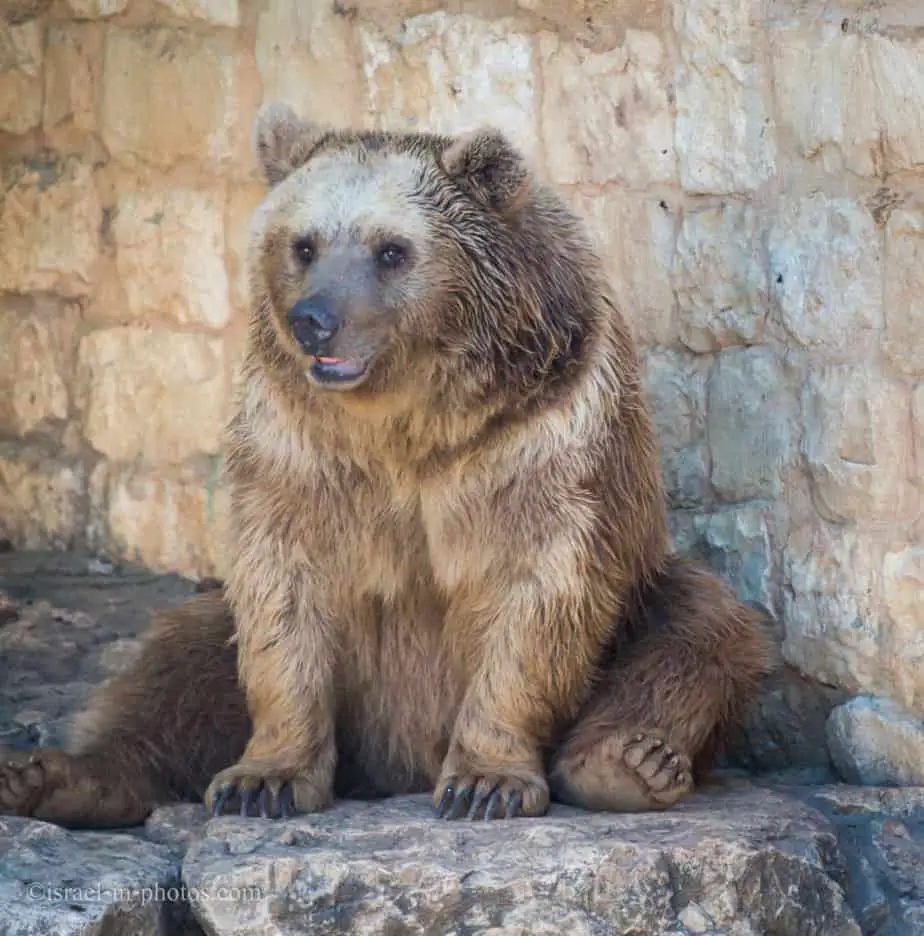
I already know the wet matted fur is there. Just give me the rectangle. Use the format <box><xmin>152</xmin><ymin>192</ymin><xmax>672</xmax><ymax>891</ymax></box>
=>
<box><xmin>0</xmin><ymin>103</ymin><xmax>775</xmax><ymax>828</ymax></box>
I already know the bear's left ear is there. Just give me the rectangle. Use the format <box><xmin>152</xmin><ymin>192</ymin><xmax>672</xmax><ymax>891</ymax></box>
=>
<box><xmin>253</xmin><ymin>101</ymin><xmax>327</xmax><ymax>187</ymax></box>
<box><xmin>441</xmin><ymin>128</ymin><xmax>531</xmax><ymax>212</ymax></box>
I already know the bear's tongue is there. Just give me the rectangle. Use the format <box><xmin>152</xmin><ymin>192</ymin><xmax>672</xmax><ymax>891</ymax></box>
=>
<box><xmin>310</xmin><ymin>356</ymin><xmax>366</xmax><ymax>384</ymax></box>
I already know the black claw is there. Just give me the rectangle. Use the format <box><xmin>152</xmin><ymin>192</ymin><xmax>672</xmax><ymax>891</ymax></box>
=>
<box><xmin>211</xmin><ymin>786</ymin><xmax>232</xmax><ymax>818</ymax></box>
<box><xmin>436</xmin><ymin>785</ymin><xmax>455</xmax><ymax>818</ymax></box>
<box><xmin>240</xmin><ymin>786</ymin><xmax>262</xmax><ymax>817</ymax></box>
<box><xmin>467</xmin><ymin>785</ymin><xmax>494</xmax><ymax>821</ymax></box>
<box><xmin>505</xmin><ymin>791</ymin><xmax>523</xmax><ymax>819</ymax></box>
<box><xmin>484</xmin><ymin>789</ymin><xmax>503</xmax><ymax>821</ymax></box>
<box><xmin>258</xmin><ymin>787</ymin><xmax>270</xmax><ymax>819</ymax></box>
<box><xmin>277</xmin><ymin>783</ymin><xmax>294</xmax><ymax>819</ymax></box>
<box><xmin>446</xmin><ymin>785</ymin><xmax>472</xmax><ymax>820</ymax></box>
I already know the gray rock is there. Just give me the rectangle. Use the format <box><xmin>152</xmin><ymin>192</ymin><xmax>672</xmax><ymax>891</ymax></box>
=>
<box><xmin>180</xmin><ymin>785</ymin><xmax>861</xmax><ymax>936</ymax></box>
<box><xmin>826</xmin><ymin>695</ymin><xmax>924</xmax><ymax>786</ymax></box>
<box><xmin>0</xmin><ymin>815</ymin><xmax>189</xmax><ymax>935</ymax></box>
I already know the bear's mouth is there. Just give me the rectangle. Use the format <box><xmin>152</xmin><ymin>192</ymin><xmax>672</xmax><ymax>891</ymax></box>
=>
<box><xmin>307</xmin><ymin>355</ymin><xmax>368</xmax><ymax>387</ymax></box>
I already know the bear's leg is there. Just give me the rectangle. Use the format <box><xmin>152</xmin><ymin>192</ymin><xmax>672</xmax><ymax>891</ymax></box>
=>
<box><xmin>548</xmin><ymin>557</ymin><xmax>775</xmax><ymax>813</ymax></box>
<box><xmin>0</xmin><ymin>590</ymin><xmax>250</xmax><ymax>829</ymax></box>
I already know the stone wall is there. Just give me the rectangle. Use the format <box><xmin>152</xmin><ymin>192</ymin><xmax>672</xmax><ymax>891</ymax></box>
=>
<box><xmin>0</xmin><ymin>2</ymin><xmax>922</xmax><ymax>735</ymax></box>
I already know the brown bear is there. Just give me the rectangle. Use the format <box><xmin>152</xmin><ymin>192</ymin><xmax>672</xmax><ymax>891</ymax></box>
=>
<box><xmin>0</xmin><ymin>103</ymin><xmax>774</xmax><ymax>829</ymax></box>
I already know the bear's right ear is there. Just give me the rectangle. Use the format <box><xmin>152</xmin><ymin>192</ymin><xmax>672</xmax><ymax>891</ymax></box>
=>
<box><xmin>253</xmin><ymin>102</ymin><xmax>326</xmax><ymax>187</ymax></box>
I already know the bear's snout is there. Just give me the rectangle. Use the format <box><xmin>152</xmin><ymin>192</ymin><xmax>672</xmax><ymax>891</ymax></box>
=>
<box><xmin>288</xmin><ymin>298</ymin><xmax>341</xmax><ymax>354</ymax></box>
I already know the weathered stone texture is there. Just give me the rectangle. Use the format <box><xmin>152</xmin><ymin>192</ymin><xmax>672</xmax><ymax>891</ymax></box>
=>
<box><xmin>0</xmin><ymin>160</ymin><xmax>100</xmax><ymax>297</ymax></box>
<box><xmin>361</xmin><ymin>13</ymin><xmax>540</xmax><ymax>161</ymax></box>
<box><xmin>113</xmin><ymin>186</ymin><xmax>232</xmax><ymax>329</ymax></box>
<box><xmin>768</xmin><ymin>194</ymin><xmax>883</xmax><ymax>352</ymax></box>
<box><xmin>0</xmin><ymin>19</ymin><xmax>43</xmax><ymax>135</ymax></box>
<box><xmin>0</xmin><ymin>299</ymin><xmax>80</xmax><ymax>437</ymax></box>
<box><xmin>76</xmin><ymin>327</ymin><xmax>227</xmax><ymax>464</ymax></box>
<box><xmin>827</xmin><ymin>695</ymin><xmax>924</xmax><ymax>787</ymax></box>
<box><xmin>571</xmin><ymin>191</ymin><xmax>677</xmax><ymax>347</ymax></box>
<box><xmin>673</xmin><ymin>0</ymin><xmax>776</xmax><ymax>193</ymax></box>
<box><xmin>802</xmin><ymin>365</ymin><xmax>917</xmax><ymax>524</ymax></box>
<box><xmin>707</xmin><ymin>347</ymin><xmax>795</xmax><ymax>502</ymax></box>
<box><xmin>42</xmin><ymin>24</ymin><xmax>102</xmax><ymax>147</ymax></box>
<box><xmin>672</xmin><ymin>201</ymin><xmax>768</xmax><ymax>352</ymax></box>
<box><xmin>89</xmin><ymin>461</ymin><xmax>229</xmax><ymax>579</ymax></box>
<box><xmin>883</xmin><ymin>209</ymin><xmax>924</xmax><ymax>378</ymax></box>
<box><xmin>540</xmin><ymin>30</ymin><xmax>676</xmax><ymax>187</ymax></box>
<box><xmin>100</xmin><ymin>28</ymin><xmax>243</xmax><ymax>168</ymax></box>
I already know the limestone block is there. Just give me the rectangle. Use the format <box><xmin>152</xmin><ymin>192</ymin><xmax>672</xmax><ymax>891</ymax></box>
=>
<box><xmin>77</xmin><ymin>327</ymin><xmax>227</xmax><ymax>464</ymax></box>
<box><xmin>672</xmin><ymin>201</ymin><xmax>768</xmax><ymax>352</ymax></box>
<box><xmin>113</xmin><ymin>186</ymin><xmax>232</xmax><ymax>330</ymax></box>
<box><xmin>360</xmin><ymin>12</ymin><xmax>540</xmax><ymax>162</ymax></box>
<box><xmin>883</xmin><ymin>546</ymin><xmax>924</xmax><ymax>714</ymax></box>
<box><xmin>101</xmin><ymin>28</ymin><xmax>242</xmax><ymax>169</ymax></box>
<box><xmin>65</xmin><ymin>0</ymin><xmax>128</xmax><ymax>16</ymax></box>
<box><xmin>0</xmin><ymin>443</ymin><xmax>85</xmax><ymax>550</ymax></box>
<box><xmin>225</xmin><ymin>183</ymin><xmax>265</xmax><ymax>312</ymax></box>
<box><xmin>153</xmin><ymin>0</ymin><xmax>239</xmax><ymax>26</ymax></box>
<box><xmin>883</xmin><ymin>210</ymin><xmax>924</xmax><ymax>377</ymax></box>
<box><xmin>707</xmin><ymin>347</ymin><xmax>796</xmax><ymax>501</ymax></box>
<box><xmin>0</xmin><ymin>159</ymin><xmax>101</xmax><ymax>298</ymax></box>
<box><xmin>181</xmin><ymin>790</ymin><xmax>861</xmax><ymax>935</ymax></box>
<box><xmin>0</xmin><ymin>816</ymin><xmax>180</xmax><ymax>934</ymax></box>
<box><xmin>568</xmin><ymin>191</ymin><xmax>677</xmax><ymax>347</ymax></box>
<box><xmin>693</xmin><ymin>504</ymin><xmax>778</xmax><ymax>618</ymax></box>
<box><xmin>768</xmin><ymin>194</ymin><xmax>882</xmax><ymax>352</ymax></box>
<box><xmin>827</xmin><ymin>696</ymin><xmax>924</xmax><ymax>787</ymax></box>
<box><xmin>540</xmin><ymin>30</ymin><xmax>675</xmax><ymax>187</ymax></box>
<box><xmin>89</xmin><ymin>460</ymin><xmax>229</xmax><ymax>578</ymax></box>
<box><xmin>869</xmin><ymin>35</ymin><xmax>924</xmax><ymax>173</ymax></box>
<box><xmin>43</xmin><ymin>24</ymin><xmax>102</xmax><ymax>144</ymax></box>
<box><xmin>255</xmin><ymin>0</ymin><xmax>363</xmax><ymax>127</ymax></box>
<box><xmin>783</xmin><ymin>524</ymin><xmax>885</xmax><ymax>698</ymax></box>
<box><xmin>673</xmin><ymin>0</ymin><xmax>775</xmax><ymax>194</ymax></box>
<box><xmin>0</xmin><ymin>19</ymin><xmax>42</xmax><ymax>134</ymax></box>
<box><xmin>802</xmin><ymin>365</ymin><xmax>916</xmax><ymax>524</ymax></box>
<box><xmin>770</xmin><ymin>23</ymin><xmax>880</xmax><ymax>176</ymax></box>
<box><xmin>640</xmin><ymin>349</ymin><xmax>709</xmax><ymax>508</ymax></box>
<box><xmin>0</xmin><ymin>299</ymin><xmax>80</xmax><ymax>436</ymax></box>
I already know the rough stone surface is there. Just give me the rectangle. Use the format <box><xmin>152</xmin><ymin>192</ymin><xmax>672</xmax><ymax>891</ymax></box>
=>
<box><xmin>113</xmin><ymin>186</ymin><xmax>232</xmax><ymax>330</ymax></box>
<box><xmin>0</xmin><ymin>159</ymin><xmax>101</xmax><ymax>298</ymax></box>
<box><xmin>883</xmin><ymin>209</ymin><xmax>924</xmax><ymax>377</ymax></box>
<box><xmin>540</xmin><ymin>29</ymin><xmax>676</xmax><ymax>187</ymax></box>
<box><xmin>76</xmin><ymin>327</ymin><xmax>227</xmax><ymax>464</ymax></box>
<box><xmin>707</xmin><ymin>347</ymin><xmax>795</xmax><ymax>502</ymax></box>
<box><xmin>2</xmin><ymin>554</ymin><xmax>924</xmax><ymax>935</ymax></box>
<box><xmin>89</xmin><ymin>460</ymin><xmax>230</xmax><ymax>580</ymax></box>
<box><xmin>802</xmin><ymin>364</ymin><xmax>917</xmax><ymax>524</ymax></box>
<box><xmin>827</xmin><ymin>696</ymin><xmax>924</xmax><ymax>787</ymax></box>
<box><xmin>672</xmin><ymin>201</ymin><xmax>768</xmax><ymax>352</ymax></box>
<box><xmin>0</xmin><ymin>298</ymin><xmax>80</xmax><ymax>437</ymax></box>
<box><xmin>768</xmin><ymin>194</ymin><xmax>883</xmax><ymax>352</ymax></box>
<box><xmin>673</xmin><ymin>0</ymin><xmax>775</xmax><ymax>194</ymax></box>
<box><xmin>100</xmin><ymin>28</ymin><xmax>243</xmax><ymax>168</ymax></box>
<box><xmin>155</xmin><ymin>0</ymin><xmax>240</xmax><ymax>27</ymax></box>
<box><xmin>0</xmin><ymin>19</ymin><xmax>43</xmax><ymax>135</ymax></box>
<box><xmin>0</xmin><ymin>817</ymin><xmax>187</xmax><ymax>936</ymax></box>
<box><xmin>361</xmin><ymin>13</ymin><xmax>540</xmax><ymax>161</ymax></box>
<box><xmin>43</xmin><ymin>24</ymin><xmax>103</xmax><ymax>149</ymax></box>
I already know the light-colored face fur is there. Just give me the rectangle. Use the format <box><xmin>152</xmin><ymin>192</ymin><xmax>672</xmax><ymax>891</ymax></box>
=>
<box><xmin>251</xmin><ymin>146</ymin><xmax>442</xmax><ymax>392</ymax></box>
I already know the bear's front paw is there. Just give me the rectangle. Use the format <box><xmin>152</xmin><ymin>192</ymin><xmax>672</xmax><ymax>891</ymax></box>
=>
<box><xmin>204</xmin><ymin>760</ymin><xmax>332</xmax><ymax>819</ymax></box>
<box><xmin>433</xmin><ymin>766</ymin><xmax>549</xmax><ymax>821</ymax></box>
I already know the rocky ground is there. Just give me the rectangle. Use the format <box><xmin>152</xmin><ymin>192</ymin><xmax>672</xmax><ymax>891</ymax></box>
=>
<box><xmin>0</xmin><ymin>550</ymin><xmax>922</xmax><ymax>936</ymax></box>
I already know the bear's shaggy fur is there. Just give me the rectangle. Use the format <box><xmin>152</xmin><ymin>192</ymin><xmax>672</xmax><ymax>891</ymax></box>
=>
<box><xmin>0</xmin><ymin>104</ymin><xmax>774</xmax><ymax>828</ymax></box>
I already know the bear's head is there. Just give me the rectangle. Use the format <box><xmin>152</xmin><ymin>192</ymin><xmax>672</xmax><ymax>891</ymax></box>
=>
<box><xmin>247</xmin><ymin>102</ymin><xmax>602</xmax><ymax>406</ymax></box>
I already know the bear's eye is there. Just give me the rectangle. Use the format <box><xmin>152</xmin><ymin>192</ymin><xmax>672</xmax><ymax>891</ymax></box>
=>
<box><xmin>292</xmin><ymin>236</ymin><xmax>316</xmax><ymax>266</ymax></box>
<box><xmin>376</xmin><ymin>242</ymin><xmax>408</xmax><ymax>271</ymax></box>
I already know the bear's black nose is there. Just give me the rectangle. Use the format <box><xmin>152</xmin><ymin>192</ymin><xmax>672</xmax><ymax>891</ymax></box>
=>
<box><xmin>287</xmin><ymin>298</ymin><xmax>340</xmax><ymax>353</ymax></box>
